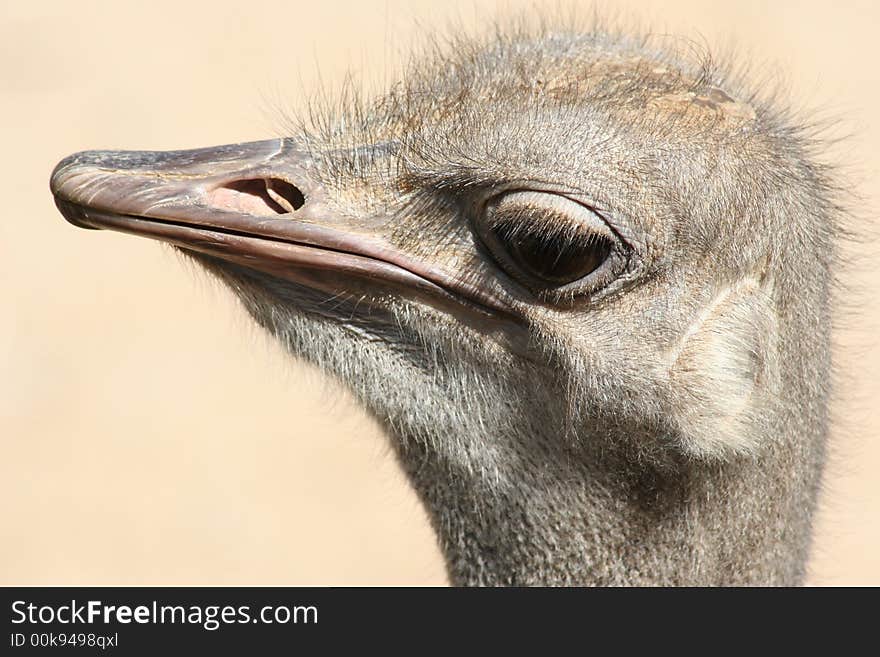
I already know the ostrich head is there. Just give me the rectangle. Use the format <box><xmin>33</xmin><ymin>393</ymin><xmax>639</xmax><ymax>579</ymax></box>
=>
<box><xmin>50</xmin><ymin>26</ymin><xmax>837</xmax><ymax>585</ymax></box>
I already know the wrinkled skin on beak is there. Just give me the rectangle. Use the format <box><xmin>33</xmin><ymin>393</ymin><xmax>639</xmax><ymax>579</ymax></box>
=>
<box><xmin>50</xmin><ymin>138</ymin><xmax>527</xmax><ymax>346</ymax></box>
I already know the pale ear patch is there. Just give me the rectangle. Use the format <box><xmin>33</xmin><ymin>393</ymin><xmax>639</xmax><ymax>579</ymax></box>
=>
<box><xmin>668</xmin><ymin>276</ymin><xmax>779</xmax><ymax>459</ymax></box>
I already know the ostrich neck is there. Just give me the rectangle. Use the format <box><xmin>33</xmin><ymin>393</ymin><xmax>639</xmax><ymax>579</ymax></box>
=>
<box><xmin>394</xmin><ymin>434</ymin><xmax>822</xmax><ymax>586</ymax></box>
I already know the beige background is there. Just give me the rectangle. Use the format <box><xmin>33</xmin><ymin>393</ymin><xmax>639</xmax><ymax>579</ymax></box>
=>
<box><xmin>2</xmin><ymin>0</ymin><xmax>877</xmax><ymax>585</ymax></box>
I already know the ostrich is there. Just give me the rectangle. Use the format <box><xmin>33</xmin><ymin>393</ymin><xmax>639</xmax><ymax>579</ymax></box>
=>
<box><xmin>49</xmin><ymin>24</ymin><xmax>839</xmax><ymax>586</ymax></box>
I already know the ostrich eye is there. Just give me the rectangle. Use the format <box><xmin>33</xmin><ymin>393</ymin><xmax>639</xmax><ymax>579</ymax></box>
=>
<box><xmin>478</xmin><ymin>191</ymin><xmax>618</xmax><ymax>293</ymax></box>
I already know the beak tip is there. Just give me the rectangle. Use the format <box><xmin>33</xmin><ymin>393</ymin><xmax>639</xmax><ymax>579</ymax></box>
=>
<box><xmin>50</xmin><ymin>149</ymin><xmax>98</xmax><ymax>199</ymax></box>
<box><xmin>50</xmin><ymin>153</ymin><xmax>75</xmax><ymax>196</ymax></box>
<box><xmin>51</xmin><ymin>151</ymin><xmax>98</xmax><ymax>229</ymax></box>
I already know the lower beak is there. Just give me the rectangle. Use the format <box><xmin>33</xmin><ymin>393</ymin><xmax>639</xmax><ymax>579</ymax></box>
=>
<box><xmin>49</xmin><ymin>138</ymin><xmax>513</xmax><ymax>317</ymax></box>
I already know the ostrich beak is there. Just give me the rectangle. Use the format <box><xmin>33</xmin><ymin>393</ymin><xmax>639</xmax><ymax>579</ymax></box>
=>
<box><xmin>50</xmin><ymin>139</ymin><xmax>514</xmax><ymax>318</ymax></box>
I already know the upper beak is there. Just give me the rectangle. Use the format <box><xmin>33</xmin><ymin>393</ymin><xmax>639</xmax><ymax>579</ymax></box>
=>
<box><xmin>49</xmin><ymin>138</ymin><xmax>516</xmax><ymax>319</ymax></box>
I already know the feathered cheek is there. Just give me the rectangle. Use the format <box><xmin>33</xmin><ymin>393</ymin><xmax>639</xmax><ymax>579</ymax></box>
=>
<box><xmin>666</xmin><ymin>275</ymin><xmax>780</xmax><ymax>460</ymax></box>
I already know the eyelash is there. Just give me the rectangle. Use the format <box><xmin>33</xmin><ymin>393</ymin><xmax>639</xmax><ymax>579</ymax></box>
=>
<box><xmin>491</xmin><ymin>216</ymin><xmax>585</xmax><ymax>246</ymax></box>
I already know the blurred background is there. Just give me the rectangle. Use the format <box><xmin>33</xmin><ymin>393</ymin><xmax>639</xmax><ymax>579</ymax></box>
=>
<box><xmin>2</xmin><ymin>0</ymin><xmax>877</xmax><ymax>585</ymax></box>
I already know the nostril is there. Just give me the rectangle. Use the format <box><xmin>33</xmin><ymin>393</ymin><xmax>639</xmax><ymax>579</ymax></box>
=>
<box><xmin>264</xmin><ymin>178</ymin><xmax>305</xmax><ymax>213</ymax></box>
<box><xmin>208</xmin><ymin>178</ymin><xmax>305</xmax><ymax>216</ymax></box>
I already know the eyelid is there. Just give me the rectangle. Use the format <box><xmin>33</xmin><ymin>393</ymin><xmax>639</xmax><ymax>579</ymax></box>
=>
<box><xmin>485</xmin><ymin>191</ymin><xmax>614</xmax><ymax>240</ymax></box>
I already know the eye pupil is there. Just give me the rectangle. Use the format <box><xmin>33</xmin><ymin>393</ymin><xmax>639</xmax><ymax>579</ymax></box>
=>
<box><xmin>504</xmin><ymin>228</ymin><xmax>612</xmax><ymax>285</ymax></box>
